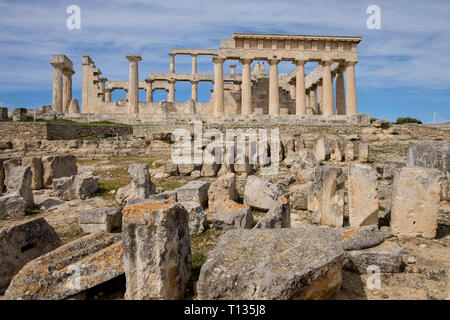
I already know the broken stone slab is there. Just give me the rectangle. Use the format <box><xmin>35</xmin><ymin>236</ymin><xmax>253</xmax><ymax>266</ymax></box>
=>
<box><xmin>379</xmin><ymin>161</ymin><xmax>406</xmax><ymax>180</ymax></box>
<box><xmin>244</xmin><ymin>175</ymin><xmax>284</xmax><ymax>210</ymax></box>
<box><xmin>53</xmin><ymin>174</ymin><xmax>98</xmax><ymax>201</ymax></box>
<box><xmin>3</xmin><ymin>157</ymin><xmax>22</xmax><ymax>189</ymax></box>
<box><xmin>5</xmin><ymin>232</ymin><xmax>122</xmax><ymax>300</ymax></box>
<box><xmin>208</xmin><ymin>173</ymin><xmax>239</xmax><ymax>211</ymax></box>
<box><xmin>176</xmin><ymin>181</ymin><xmax>210</xmax><ymax>208</ymax></box>
<box><xmin>407</xmin><ymin>141</ymin><xmax>449</xmax><ymax>173</ymax></box>
<box><xmin>330</xmin><ymin>140</ymin><xmax>343</xmax><ymax>162</ymax></box>
<box><xmin>314</xmin><ymin>136</ymin><xmax>330</xmax><ymax>161</ymax></box>
<box><xmin>390</xmin><ymin>167</ymin><xmax>442</xmax><ymax>239</ymax></box>
<box><xmin>7</xmin><ymin>166</ymin><xmax>34</xmax><ymax>208</ymax></box>
<box><xmin>162</xmin><ymin>160</ymin><xmax>179</xmax><ymax>176</ymax></box>
<box><xmin>343</xmin><ymin>241</ymin><xmax>404</xmax><ymax>274</ymax></box>
<box><xmin>127</xmin><ymin>163</ymin><xmax>156</xmax><ymax>200</ymax></box>
<box><xmin>122</xmin><ymin>200</ymin><xmax>191</xmax><ymax>300</ymax></box>
<box><xmin>344</xmin><ymin>143</ymin><xmax>355</xmax><ymax>161</ymax></box>
<box><xmin>348</xmin><ymin>163</ymin><xmax>379</xmax><ymax>227</ymax></box>
<box><xmin>210</xmin><ymin>199</ymin><xmax>254</xmax><ymax>230</ymax></box>
<box><xmin>358</xmin><ymin>143</ymin><xmax>369</xmax><ymax>163</ymax></box>
<box><xmin>254</xmin><ymin>196</ymin><xmax>290</xmax><ymax>229</ymax></box>
<box><xmin>201</xmin><ymin>163</ymin><xmax>221</xmax><ymax>177</ymax></box>
<box><xmin>42</xmin><ymin>155</ymin><xmax>78</xmax><ymax>188</ymax></box>
<box><xmin>340</xmin><ymin>225</ymin><xmax>385</xmax><ymax>251</ymax></box>
<box><xmin>196</xmin><ymin>226</ymin><xmax>345</xmax><ymax>300</ymax></box>
<box><xmin>0</xmin><ymin>218</ymin><xmax>61</xmax><ymax>292</ymax></box>
<box><xmin>79</xmin><ymin>207</ymin><xmax>123</xmax><ymax>234</ymax></box>
<box><xmin>22</xmin><ymin>157</ymin><xmax>43</xmax><ymax>190</ymax></box>
<box><xmin>308</xmin><ymin>166</ymin><xmax>345</xmax><ymax>227</ymax></box>
<box><xmin>284</xmin><ymin>150</ymin><xmax>319</xmax><ymax>169</ymax></box>
<box><xmin>0</xmin><ymin>193</ymin><xmax>26</xmax><ymax>219</ymax></box>
<box><xmin>180</xmin><ymin>201</ymin><xmax>208</xmax><ymax>234</ymax></box>
<box><xmin>289</xmin><ymin>183</ymin><xmax>312</xmax><ymax>210</ymax></box>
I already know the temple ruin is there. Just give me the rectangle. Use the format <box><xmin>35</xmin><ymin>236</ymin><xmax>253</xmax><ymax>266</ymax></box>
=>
<box><xmin>50</xmin><ymin>33</ymin><xmax>365</xmax><ymax>124</ymax></box>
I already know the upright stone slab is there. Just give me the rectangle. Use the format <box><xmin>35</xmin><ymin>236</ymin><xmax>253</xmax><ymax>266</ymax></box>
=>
<box><xmin>308</xmin><ymin>166</ymin><xmax>345</xmax><ymax>227</ymax></box>
<box><xmin>79</xmin><ymin>207</ymin><xmax>123</xmax><ymax>233</ymax></box>
<box><xmin>314</xmin><ymin>136</ymin><xmax>330</xmax><ymax>161</ymax></box>
<box><xmin>358</xmin><ymin>143</ymin><xmax>369</xmax><ymax>163</ymax></box>
<box><xmin>176</xmin><ymin>181</ymin><xmax>210</xmax><ymax>208</ymax></box>
<box><xmin>22</xmin><ymin>157</ymin><xmax>43</xmax><ymax>190</ymax></box>
<box><xmin>12</xmin><ymin>108</ymin><xmax>27</xmax><ymax>121</ymax></box>
<box><xmin>7</xmin><ymin>166</ymin><xmax>34</xmax><ymax>208</ymax></box>
<box><xmin>127</xmin><ymin>163</ymin><xmax>156</xmax><ymax>201</ymax></box>
<box><xmin>390</xmin><ymin>167</ymin><xmax>442</xmax><ymax>239</ymax></box>
<box><xmin>208</xmin><ymin>173</ymin><xmax>239</xmax><ymax>211</ymax></box>
<box><xmin>345</xmin><ymin>143</ymin><xmax>355</xmax><ymax>161</ymax></box>
<box><xmin>254</xmin><ymin>196</ymin><xmax>290</xmax><ymax>229</ymax></box>
<box><xmin>42</xmin><ymin>155</ymin><xmax>77</xmax><ymax>188</ymax></box>
<box><xmin>0</xmin><ymin>218</ymin><xmax>61</xmax><ymax>291</ymax></box>
<box><xmin>3</xmin><ymin>158</ymin><xmax>22</xmax><ymax>189</ymax></box>
<box><xmin>407</xmin><ymin>141</ymin><xmax>449</xmax><ymax>173</ymax></box>
<box><xmin>348</xmin><ymin>164</ymin><xmax>379</xmax><ymax>227</ymax></box>
<box><xmin>122</xmin><ymin>200</ymin><xmax>191</xmax><ymax>300</ymax></box>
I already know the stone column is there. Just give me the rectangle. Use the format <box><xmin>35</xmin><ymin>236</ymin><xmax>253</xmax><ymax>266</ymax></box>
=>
<box><xmin>345</xmin><ymin>61</ymin><xmax>358</xmax><ymax>115</ymax></box>
<box><xmin>310</xmin><ymin>86</ymin><xmax>317</xmax><ymax>114</ymax></box>
<box><xmin>336</xmin><ymin>66</ymin><xmax>346</xmax><ymax>115</ymax></box>
<box><xmin>240</xmin><ymin>59</ymin><xmax>252</xmax><ymax>115</ymax></box>
<box><xmin>81</xmin><ymin>55</ymin><xmax>92</xmax><ymax>114</ymax></box>
<box><xmin>317</xmin><ymin>81</ymin><xmax>323</xmax><ymax>115</ymax></box>
<box><xmin>191</xmin><ymin>80</ymin><xmax>198</xmax><ymax>102</ymax></box>
<box><xmin>192</xmin><ymin>54</ymin><xmax>197</xmax><ymax>74</ymax></box>
<box><xmin>168</xmin><ymin>79</ymin><xmax>176</xmax><ymax>103</ymax></box>
<box><xmin>62</xmin><ymin>69</ymin><xmax>75</xmax><ymax>112</ymax></box>
<box><xmin>105</xmin><ymin>89</ymin><xmax>112</xmax><ymax>103</ymax></box>
<box><xmin>230</xmin><ymin>64</ymin><xmax>237</xmax><ymax>75</ymax></box>
<box><xmin>268</xmin><ymin>59</ymin><xmax>280</xmax><ymax>115</ymax></box>
<box><xmin>321</xmin><ymin>60</ymin><xmax>334</xmax><ymax>117</ymax></box>
<box><xmin>294</xmin><ymin>60</ymin><xmax>306</xmax><ymax>116</ymax></box>
<box><xmin>289</xmin><ymin>83</ymin><xmax>296</xmax><ymax>99</ymax></box>
<box><xmin>169</xmin><ymin>53</ymin><xmax>175</xmax><ymax>74</ymax></box>
<box><xmin>51</xmin><ymin>63</ymin><xmax>64</xmax><ymax>113</ymax></box>
<box><xmin>146</xmin><ymin>81</ymin><xmax>153</xmax><ymax>102</ymax></box>
<box><xmin>305</xmin><ymin>89</ymin><xmax>311</xmax><ymax>115</ymax></box>
<box><xmin>213</xmin><ymin>57</ymin><xmax>225</xmax><ymax>116</ymax></box>
<box><xmin>126</xmin><ymin>54</ymin><xmax>142</xmax><ymax>114</ymax></box>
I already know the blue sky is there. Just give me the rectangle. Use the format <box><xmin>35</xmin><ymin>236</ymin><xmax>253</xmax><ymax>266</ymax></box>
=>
<box><xmin>0</xmin><ymin>0</ymin><xmax>449</xmax><ymax>123</ymax></box>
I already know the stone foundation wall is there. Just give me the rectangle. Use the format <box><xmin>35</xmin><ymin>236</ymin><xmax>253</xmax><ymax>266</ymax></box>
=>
<box><xmin>0</xmin><ymin>122</ymin><xmax>48</xmax><ymax>141</ymax></box>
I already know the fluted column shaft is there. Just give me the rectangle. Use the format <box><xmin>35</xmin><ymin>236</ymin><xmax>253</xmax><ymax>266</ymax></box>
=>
<box><xmin>241</xmin><ymin>59</ymin><xmax>252</xmax><ymax>115</ymax></box>
<box><xmin>322</xmin><ymin>60</ymin><xmax>334</xmax><ymax>117</ymax></box>
<box><xmin>336</xmin><ymin>67</ymin><xmax>346</xmax><ymax>115</ymax></box>
<box><xmin>310</xmin><ymin>87</ymin><xmax>317</xmax><ymax>114</ymax></box>
<box><xmin>168</xmin><ymin>80</ymin><xmax>176</xmax><ymax>103</ymax></box>
<box><xmin>345</xmin><ymin>61</ymin><xmax>358</xmax><ymax>115</ymax></box>
<box><xmin>169</xmin><ymin>53</ymin><xmax>175</xmax><ymax>73</ymax></box>
<box><xmin>191</xmin><ymin>81</ymin><xmax>198</xmax><ymax>102</ymax></box>
<box><xmin>51</xmin><ymin>64</ymin><xmax>64</xmax><ymax>113</ymax></box>
<box><xmin>126</xmin><ymin>54</ymin><xmax>142</xmax><ymax>114</ymax></box>
<box><xmin>317</xmin><ymin>82</ymin><xmax>323</xmax><ymax>115</ymax></box>
<box><xmin>268</xmin><ymin>59</ymin><xmax>280</xmax><ymax>115</ymax></box>
<box><xmin>213</xmin><ymin>57</ymin><xmax>225</xmax><ymax>116</ymax></box>
<box><xmin>294</xmin><ymin>60</ymin><xmax>306</xmax><ymax>115</ymax></box>
<box><xmin>63</xmin><ymin>69</ymin><xmax>75</xmax><ymax>112</ymax></box>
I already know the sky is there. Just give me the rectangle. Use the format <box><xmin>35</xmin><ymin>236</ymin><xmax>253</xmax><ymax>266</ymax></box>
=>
<box><xmin>0</xmin><ymin>0</ymin><xmax>449</xmax><ymax>123</ymax></box>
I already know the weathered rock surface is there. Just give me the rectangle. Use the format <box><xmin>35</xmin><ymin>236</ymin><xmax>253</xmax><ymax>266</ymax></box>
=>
<box><xmin>5</xmin><ymin>232</ymin><xmax>122</xmax><ymax>300</ymax></box>
<box><xmin>176</xmin><ymin>181</ymin><xmax>210</xmax><ymax>208</ymax></box>
<box><xmin>180</xmin><ymin>201</ymin><xmax>208</xmax><ymax>234</ymax></box>
<box><xmin>314</xmin><ymin>136</ymin><xmax>330</xmax><ymax>161</ymax></box>
<box><xmin>79</xmin><ymin>207</ymin><xmax>123</xmax><ymax>233</ymax></box>
<box><xmin>21</xmin><ymin>157</ymin><xmax>43</xmax><ymax>190</ymax></box>
<box><xmin>210</xmin><ymin>200</ymin><xmax>254</xmax><ymax>230</ymax></box>
<box><xmin>0</xmin><ymin>193</ymin><xmax>26</xmax><ymax>219</ymax></box>
<box><xmin>308</xmin><ymin>166</ymin><xmax>345</xmax><ymax>227</ymax></box>
<box><xmin>53</xmin><ymin>174</ymin><xmax>98</xmax><ymax>201</ymax></box>
<box><xmin>284</xmin><ymin>150</ymin><xmax>319</xmax><ymax>169</ymax></box>
<box><xmin>358</xmin><ymin>143</ymin><xmax>369</xmax><ymax>163</ymax></box>
<box><xmin>348</xmin><ymin>163</ymin><xmax>379</xmax><ymax>227</ymax></box>
<box><xmin>345</xmin><ymin>143</ymin><xmax>355</xmax><ymax>161</ymax></box>
<box><xmin>340</xmin><ymin>225</ymin><xmax>385</xmax><ymax>251</ymax></box>
<box><xmin>407</xmin><ymin>141</ymin><xmax>449</xmax><ymax>173</ymax></box>
<box><xmin>208</xmin><ymin>173</ymin><xmax>239</xmax><ymax>210</ymax></box>
<box><xmin>122</xmin><ymin>200</ymin><xmax>191</xmax><ymax>300</ymax></box>
<box><xmin>3</xmin><ymin>158</ymin><xmax>22</xmax><ymax>190</ymax></box>
<box><xmin>196</xmin><ymin>227</ymin><xmax>345</xmax><ymax>300</ymax></box>
<box><xmin>244</xmin><ymin>175</ymin><xmax>284</xmax><ymax>210</ymax></box>
<box><xmin>254</xmin><ymin>196</ymin><xmax>290</xmax><ymax>229</ymax></box>
<box><xmin>390</xmin><ymin>167</ymin><xmax>442</xmax><ymax>239</ymax></box>
<box><xmin>7</xmin><ymin>166</ymin><xmax>34</xmax><ymax>208</ymax></box>
<box><xmin>0</xmin><ymin>218</ymin><xmax>61</xmax><ymax>291</ymax></box>
<box><xmin>343</xmin><ymin>241</ymin><xmax>404</xmax><ymax>274</ymax></box>
<box><xmin>289</xmin><ymin>183</ymin><xmax>312</xmax><ymax>210</ymax></box>
<box><xmin>42</xmin><ymin>155</ymin><xmax>77</xmax><ymax>188</ymax></box>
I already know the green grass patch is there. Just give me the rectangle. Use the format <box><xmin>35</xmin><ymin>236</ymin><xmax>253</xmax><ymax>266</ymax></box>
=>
<box><xmin>60</xmin><ymin>227</ymin><xmax>86</xmax><ymax>244</ymax></box>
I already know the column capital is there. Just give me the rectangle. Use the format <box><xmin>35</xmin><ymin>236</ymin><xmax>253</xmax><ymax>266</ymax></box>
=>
<box><xmin>212</xmin><ymin>56</ymin><xmax>225</xmax><ymax>64</ymax></box>
<box><xmin>168</xmin><ymin>78</ymin><xmax>177</xmax><ymax>84</ymax></box>
<box><xmin>50</xmin><ymin>62</ymin><xmax>65</xmax><ymax>70</ymax></box>
<box><xmin>126</xmin><ymin>54</ymin><xmax>142</xmax><ymax>62</ymax></box>
<box><xmin>191</xmin><ymin>53</ymin><xmax>198</xmax><ymax>57</ymax></box>
<box><xmin>63</xmin><ymin>68</ymin><xmax>75</xmax><ymax>76</ymax></box>
<box><xmin>268</xmin><ymin>58</ymin><xmax>280</xmax><ymax>65</ymax></box>
<box><xmin>239</xmin><ymin>58</ymin><xmax>253</xmax><ymax>65</ymax></box>
<box><xmin>321</xmin><ymin>59</ymin><xmax>334</xmax><ymax>67</ymax></box>
<box><xmin>293</xmin><ymin>59</ymin><xmax>306</xmax><ymax>66</ymax></box>
<box><xmin>345</xmin><ymin>60</ymin><xmax>359</xmax><ymax>67</ymax></box>
<box><xmin>169</xmin><ymin>52</ymin><xmax>176</xmax><ymax>57</ymax></box>
<box><xmin>190</xmin><ymin>80</ymin><xmax>199</xmax><ymax>85</ymax></box>
<box><xmin>145</xmin><ymin>78</ymin><xmax>154</xmax><ymax>84</ymax></box>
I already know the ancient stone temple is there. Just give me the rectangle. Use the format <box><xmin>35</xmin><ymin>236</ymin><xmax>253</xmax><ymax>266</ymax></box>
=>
<box><xmin>51</xmin><ymin>33</ymin><xmax>364</xmax><ymax>124</ymax></box>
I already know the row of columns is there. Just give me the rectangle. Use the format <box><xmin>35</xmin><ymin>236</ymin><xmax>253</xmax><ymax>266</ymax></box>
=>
<box><xmin>212</xmin><ymin>57</ymin><xmax>358</xmax><ymax>117</ymax></box>
<box><xmin>51</xmin><ymin>63</ymin><xmax>74</xmax><ymax>113</ymax></box>
<box><xmin>169</xmin><ymin>53</ymin><xmax>200</xmax><ymax>102</ymax></box>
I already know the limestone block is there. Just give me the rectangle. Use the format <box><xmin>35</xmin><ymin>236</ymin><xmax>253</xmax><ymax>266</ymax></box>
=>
<box><xmin>0</xmin><ymin>218</ymin><xmax>61</xmax><ymax>291</ymax></box>
<box><xmin>407</xmin><ymin>141</ymin><xmax>449</xmax><ymax>173</ymax></box>
<box><xmin>244</xmin><ymin>175</ymin><xmax>284</xmax><ymax>210</ymax></box>
<box><xmin>208</xmin><ymin>173</ymin><xmax>239</xmax><ymax>211</ymax></box>
<box><xmin>79</xmin><ymin>207</ymin><xmax>123</xmax><ymax>233</ymax></box>
<box><xmin>201</xmin><ymin>163</ymin><xmax>221</xmax><ymax>177</ymax></box>
<box><xmin>68</xmin><ymin>99</ymin><xmax>80</xmax><ymax>113</ymax></box>
<box><xmin>122</xmin><ymin>200</ymin><xmax>191</xmax><ymax>300</ymax></box>
<box><xmin>127</xmin><ymin>164</ymin><xmax>156</xmax><ymax>200</ymax></box>
<box><xmin>339</xmin><ymin>225</ymin><xmax>385</xmax><ymax>251</ymax></box>
<box><xmin>289</xmin><ymin>182</ymin><xmax>313</xmax><ymax>210</ymax></box>
<box><xmin>348</xmin><ymin>164</ymin><xmax>379</xmax><ymax>227</ymax></box>
<box><xmin>163</xmin><ymin>160</ymin><xmax>179</xmax><ymax>176</ymax></box>
<box><xmin>254</xmin><ymin>196</ymin><xmax>290</xmax><ymax>229</ymax></box>
<box><xmin>390</xmin><ymin>167</ymin><xmax>442</xmax><ymax>239</ymax></box>
<box><xmin>314</xmin><ymin>136</ymin><xmax>330</xmax><ymax>161</ymax></box>
<box><xmin>3</xmin><ymin>158</ymin><xmax>22</xmax><ymax>190</ymax></box>
<box><xmin>179</xmin><ymin>202</ymin><xmax>208</xmax><ymax>235</ymax></box>
<box><xmin>5</xmin><ymin>233</ymin><xmax>122</xmax><ymax>300</ymax></box>
<box><xmin>190</xmin><ymin>170</ymin><xmax>201</xmax><ymax>179</ymax></box>
<box><xmin>53</xmin><ymin>174</ymin><xmax>98</xmax><ymax>201</ymax></box>
<box><xmin>380</xmin><ymin>161</ymin><xmax>406</xmax><ymax>180</ymax></box>
<box><xmin>12</xmin><ymin>108</ymin><xmax>27</xmax><ymax>121</ymax></box>
<box><xmin>283</xmin><ymin>150</ymin><xmax>319</xmax><ymax>168</ymax></box>
<box><xmin>358</xmin><ymin>143</ymin><xmax>369</xmax><ymax>163</ymax></box>
<box><xmin>21</xmin><ymin>157</ymin><xmax>43</xmax><ymax>190</ymax></box>
<box><xmin>330</xmin><ymin>140</ymin><xmax>342</xmax><ymax>162</ymax></box>
<box><xmin>0</xmin><ymin>193</ymin><xmax>26</xmax><ymax>219</ymax></box>
<box><xmin>176</xmin><ymin>181</ymin><xmax>210</xmax><ymax>208</ymax></box>
<box><xmin>210</xmin><ymin>199</ymin><xmax>254</xmax><ymax>230</ymax></box>
<box><xmin>196</xmin><ymin>227</ymin><xmax>344</xmax><ymax>300</ymax></box>
<box><xmin>0</xmin><ymin>107</ymin><xmax>8</xmax><ymax>120</ymax></box>
<box><xmin>42</xmin><ymin>155</ymin><xmax>77</xmax><ymax>188</ymax></box>
<box><xmin>7</xmin><ymin>166</ymin><xmax>34</xmax><ymax>208</ymax></box>
<box><xmin>344</xmin><ymin>143</ymin><xmax>355</xmax><ymax>161</ymax></box>
<box><xmin>308</xmin><ymin>166</ymin><xmax>345</xmax><ymax>227</ymax></box>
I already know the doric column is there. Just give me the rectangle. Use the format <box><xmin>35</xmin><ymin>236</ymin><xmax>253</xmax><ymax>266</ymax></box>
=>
<box><xmin>317</xmin><ymin>81</ymin><xmax>323</xmax><ymax>115</ymax></box>
<box><xmin>336</xmin><ymin>66</ymin><xmax>346</xmax><ymax>115</ymax></box>
<box><xmin>230</xmin><ymin>64</ymin><xmax>237</xmax><ymax>75</ymax></box>
<box><xmin>305</xmin><ymin>89</ymin><xmax>311</xmax><ymax>115</ymax></box>
<box><xmin>268</xmin><ymin>59</ymin><xmax>280</xmax><ymax>115</ymax></box>
<box><xmin>126</xmin><ymin>54</ymin><xmax>142</xmax><ymax>114</ymax></box>
<box><xmin>321</xmin><ymin>60</ymin><xmax>334</xmax><ymax>117</ymax></box>
<box><xmin>310</xmin><ymin>86</ymin><xmax>317</xmax><ymax>114</ymax></box>
<box><xmin>240</xmin><ymin>58</ymin><xmax>252</xmax><ymax>115</ymax></box>
<box><xmin>345</xmin><ymin>61</ymin><xmax>358</xmax><ymax>115</ymax></box>
<box><xmin>191</xmin><ymin>54</ymin><xmax>198</xmax><ymax>74</ymax></box>
<box><xmin>168</xmin><ymin>79</ymin><xmax>176</xmax><ymax>103</ymax></box>
<box><xmin>191</xmin><ymin>80</ymin><xmax>198</xmax><ymax>102</ymax></box>
<box><xmin>105</xmin><ymin>89</ymin><xmax>112</xmax><ymax>103</ymax></box>
<box><xmin>63</xmin><ymin>69</ymin><xmax>75</xmax><ymax>112</ymax></box>
<box><xmin>51</xmin><ymin>63</ymin><xmax>64</xmax><ymax>113</ymax></box>
<box><xmin>81</xmin><ymin>55</ymin><xmax>92</xmax><ymax>114</ymax></box>
<box><xmin>294</xmin><ymin>59</ymin><xmax>306</xmax><ymax>115</ymax></box>
<box><xmin>213</xmin><ymin>56</ymin><xmax>225</xmax><ymax>116</ymax></box>
<box><xmin>169</xmin><ymin>53</ymin><xmax>175</xmax><ymax>74</ymax></box>
<box><xmin>146</xmin><ymin>81</ymin><xmax>153</xmax><ymax>102</ymax></box>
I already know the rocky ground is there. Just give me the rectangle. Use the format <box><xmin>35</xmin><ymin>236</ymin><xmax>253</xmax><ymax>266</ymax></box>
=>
<box><xmin>0</xmin><ymin>122</ymin><xmax>449</xmax><ymax>300</ymax></box>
